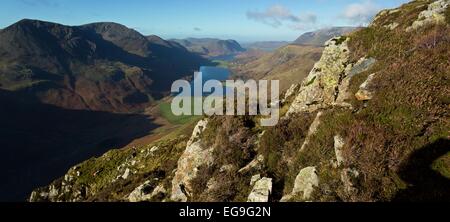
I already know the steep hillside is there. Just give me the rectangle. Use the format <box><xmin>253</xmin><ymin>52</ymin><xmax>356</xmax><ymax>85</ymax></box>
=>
<box><xmin>171</xmin><ymin>38</ymin><xmax>246</xmax><ymax>58</ymax></box>
<box><xmin>0</xmin><ymin>19</ymin><xmax>210</xmax><ymax>113</ymax></box>
<box><xmin>231</xmin><ymin>44</ymin><xmax>323</xmax><ymax>91</ymax></box>
<box><xmin>30</xmin><ymin>0</ymin><xmax>450</xmax><ymax>202</ymax></box>
<box><xmin>241</xmin><ymin>41</ymin><xmax>290</xmax><ymax>52</ymax></box>
<box><xmin>294</xmin><ymin>27</ymin><xmax>359</xmax><ymax>46</ymax></box>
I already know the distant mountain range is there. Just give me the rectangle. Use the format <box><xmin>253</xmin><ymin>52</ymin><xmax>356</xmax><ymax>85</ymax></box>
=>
<box><xmin>170</xmin><ymin>38</ymin><xmax>246</xmax><ymax>58</ymax></box>
<box><xmin>0</xmin><ymin>19</ymin><xmax>210</xmax><ymax>113</ymax></box>
<box><xmin>293</xmin><ymin>27</ymin><xmax>359</xmax><ymax>46</ymax></box>
<box><xmin>241</xmin><ymin>41</ymin><xmax>291</xmax><ymax>52</ymax></box>
<box><xmin>231</xmin><ymin>44</ymin><xmax>323</xmax><ymax>91</ymax></box>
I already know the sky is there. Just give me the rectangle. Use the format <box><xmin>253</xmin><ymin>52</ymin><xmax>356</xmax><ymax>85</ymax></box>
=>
<box><xmin>0</xmin><ymin>0</ymin><xmax>411</xmax><ymax>42</ymax></box>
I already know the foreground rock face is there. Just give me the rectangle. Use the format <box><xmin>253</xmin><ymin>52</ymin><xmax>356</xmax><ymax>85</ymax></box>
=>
<box><xmin>287</xmin><ymin>37</ymin><xmax>350</xmax><ymax>114</ymax></box>
<box><xmin>171</xmin><ymin>119</ymin><xmax>213</xmax><ymax>202</ymax></box>
<box><xmin>286</xmin><ymin>35</ymin><xmax>377</xmax><ymax>116</ymax></box>
<box><xmin>281</xmin><ymin>167</ymin><xmax>319</xmax><ymax>201</ymax></box>
<box><xmin>247</xmin><ymin>177</ymin><xmax>273</xmax><ymax>202</ymax></box>
<box><xmin>408</xmin><ymin>0</ymin><xmax>450</xmax><ymax>31</ymax></box>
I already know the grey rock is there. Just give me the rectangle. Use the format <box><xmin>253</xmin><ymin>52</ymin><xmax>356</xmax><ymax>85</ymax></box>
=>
<box><xmin>355</xmin><ymin>73</ymin><xmax>377</xmax><ymax>101</ymax></box>
<box><xmin>247</xmin><ymin>177</ymin><xmax>272</xmax><ymax>202</ymax></box>
<box><xmin>334</xmin><ymin>135</ymin><xmax>345</xmax><ymax>167</ymax></box>
<box><xmin>171</xmin><ymin>119</ymin><xmax>214</xmax><ymax>202</ymax></box>
<box><xmin>281</xmin><ymin>166</ymin><xmax>319</xmax><ymax>201</ymax></box>
<box><xmin>407</xmin><ymin>0</ymin><xmax>450</xmax><ymax>31</ymax></box>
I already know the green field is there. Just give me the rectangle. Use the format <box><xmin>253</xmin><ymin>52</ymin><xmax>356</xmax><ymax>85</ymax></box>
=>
<box><xmin>158</xmin><ymin>101</ymin><xmax>201</xmax><ymax>125</ymax></box>
<box><xmin>212</xmin><ymin>60</ymin><xmax>231</xmax><ymax>68</ymax></box>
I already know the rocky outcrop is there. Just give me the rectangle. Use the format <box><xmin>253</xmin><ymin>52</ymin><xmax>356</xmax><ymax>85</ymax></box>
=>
<box><xmin>247</xmin><ymin>177</ymin><xmax>272</xmax><ymax>202</ymax></box>
<box><xmin>282</xmin><ymin>84</ymin><xmax>300</xmax><ymax>103</ymax></box>
<box><xmin>287</xmin><ymin>37</ymin><xmax>350</xmax><ymax>115</ymax></box>
<box><xmin>286</xmin><ymin>33</ymin><xmax>376</xmax><ymax>115</ymax></box>
<box><xmin>29</xmin><ymin>166</ymin><xmax>88</xmax><ymax>202</ymax></box>
<box><xmin>128</xmin><ymin>181</ymin><xmax>166</xmax><ymax>202</ymax></box>
<box><xmin>281</xmin><ymin>167</ymin><xmax>319</xmax><ymax>201</ymax></box>
<box><xmin>407</xmin><ymin>0</ymin><xmax>450</xmax><ymax>31</ymax></box>
<box><xmin>355</xmin><ymin>73</ymin><xmax>377</xmax><ymax>101</ymax></box>
<box><xmin>335</xmin><ymin>57</ymin><xmax>377</xmax><ymax>106</ymax></box>
<box><xmin>371</xmin><ymin>8</ymin><xmax>401</xmax><ymax>27</ymax></box>
<box><xmin>171</xmin><ymin>119</ymin><xmax>214</xmax><ymax>202</ymax></box>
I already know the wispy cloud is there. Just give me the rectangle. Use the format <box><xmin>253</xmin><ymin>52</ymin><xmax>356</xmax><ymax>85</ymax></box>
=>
<box><xmin>341</xmin><ymin>0</ymin><xmax>380</xmax><ymax>25</ymax></box>
<box><xmin>193</xmin><ymin>27</ymin><xmax>202</xmax><ymax>32</ymax></box>
<box><xmin>246</xmin><ymin>5</ymin><xmax>317</xmax><ymax>30</ymax></box>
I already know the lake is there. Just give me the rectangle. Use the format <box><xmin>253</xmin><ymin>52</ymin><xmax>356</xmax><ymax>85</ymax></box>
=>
<box><xmin>190</xmin><ymin>66</ymin><xmax>231</xmax><ymax>97</ymax></box>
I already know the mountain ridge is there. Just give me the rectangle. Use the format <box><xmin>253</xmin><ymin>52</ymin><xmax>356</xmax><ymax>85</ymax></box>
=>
<box><xmin>170</xmin><ymin>37</ymin><xmax>246</xmax><ymax>58</ymax></box>
<box><xmin>0</xmin><ymin>19</ymin><xmax>210</xmax><ymax>113</ymax></box>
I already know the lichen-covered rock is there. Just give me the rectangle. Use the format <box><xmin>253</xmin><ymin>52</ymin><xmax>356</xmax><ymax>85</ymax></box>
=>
<box><xmin>281</xmin><ymin>167</ymin><xmax>319</xmax><ymax>201</ymax></box>
<box><xmin>287</xmin><ymin>37</ymin><xmax>350</xmax><ymax>115</ymax></box>
<box><xmin>355</xmin><ymin>73</ymin><xmax>377</xmax><ymax>101</ymax></box>
<box><xmin>128</xmin><ymin>181</ymin><xmax>166</xmax><ymax>202</ymax></box>
<box><xmin>250</xmin><ymin>174</ymin><xmax>262</xmax><ymax>186</ymax></box>
<box><xmin>282</xmin><ymin>83</ymin><xmax>300</xmax><ymax>103</ymax></box>
<box><xmin>333</xmin><ymin>135</ymin><xmax>345</xmax><ymax>168</ymax></box>
<box><xmin>247</xmin><ymin>177</ymin><xmax>272</xmax><ymax>202</ymax></box>
<box><xmin>171</xmin><ymin>119</ymin><xmax>214</xmax><ymax>202</ymax></box>
<box><xmin>300</xmin><ymin>112</ymin><xmax>323</xmax><ymax>151</ymax></box>
<box><xmin>407</xmin><ymin>0</ymin><xmax>450</xmax><ymax>31</ymax></box>
<box><xmin>371</xmin><ymin>8</ymin><xmax>401</xmax><ymax>27</ymax></box>
<box><xmin>335</xmin><ymin>57</ymin><xmax>377</xmax><ymax>106</ymax></box>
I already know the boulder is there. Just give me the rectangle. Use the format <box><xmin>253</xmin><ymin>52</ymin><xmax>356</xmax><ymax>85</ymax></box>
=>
<box><xmin>355</xmin><ymin>73</ymin><xmax>377</xmax><ymax>101</ymax></box>
<box><xmin>247</xmin><ymin>177</ymin><xmax>272</xmax><ymax>202</ymax></box>
<box><xmin>281</xmin><ymin>166</ymin><xmax>319</xmax><ymax>201</ymax></box>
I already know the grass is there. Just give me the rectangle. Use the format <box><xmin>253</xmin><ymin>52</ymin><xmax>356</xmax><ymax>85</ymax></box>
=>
<box><xmin>212</xmin><ymin>60</ymin><xmax>231</xmax><ymax>68</ymax></box>
<box><xmin>158</xmin><ymin>101</ymin><xmax>200</xmax><ymax>125</ymax></box>
<box><xmin>432</xmin><ymin>152</ymin><xmax>450</xmax><ymax>179</ymax></box>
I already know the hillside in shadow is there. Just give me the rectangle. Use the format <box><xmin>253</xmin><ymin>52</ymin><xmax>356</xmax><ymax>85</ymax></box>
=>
<box><xmin>0</xmin><ymin>89</ymin><xmax>160</xmax><ymax>201</ymax></box>
<box><xmin>394</xmin><ymin>139</ymin><xmax>450</xmax><ymax>202</ymax></box>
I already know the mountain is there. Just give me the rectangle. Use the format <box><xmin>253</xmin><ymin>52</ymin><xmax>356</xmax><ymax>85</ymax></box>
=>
<box><xmin>30</xmin><ymin>0</ymin><xmax>450</xmax><ymax>202</ymax></box>
<box><xmin>170</xmin><ymin>38</ymin><xmax>246</xmax><ymax>58</ymax></box>
<box><xmin>293</xmin><ymin>27</ymin><xmax>359</xmax><ymax>46</ymax></box>
<box><xmin>0</xmin><ymin>19</ymin><xmax>212</xmax><ymax>201</ymax></box>
<box><xmin>231</xmin><ymin>44</ymin><xmax>323</xmax><ymax>91</ymax></box>
<box><xmin>241</xmin><ymin>41</ymin><xmax>290</xmax><ymax>52</ymax></box>
<box><xmin>0</xmin><ymin>19</ymin><xmax>210</xmax><ymax>113</ymax></box>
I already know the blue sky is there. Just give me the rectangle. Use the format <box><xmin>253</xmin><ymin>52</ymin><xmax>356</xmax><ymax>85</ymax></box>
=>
<box><xmin>0</xmin><ymin>0</ymin><xmax>410</xmax><ymax>42</ymax></box>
